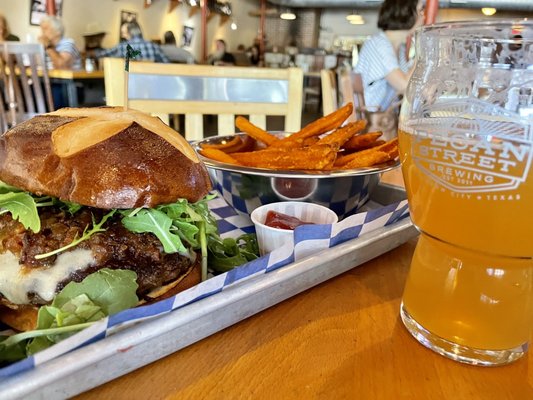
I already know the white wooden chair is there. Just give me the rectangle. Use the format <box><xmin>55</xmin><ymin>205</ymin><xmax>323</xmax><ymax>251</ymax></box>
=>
<box><xmin>0</xmin><ymin>43</ymin><xmax>54</xmax><ymax>126</ymax></box>
<box><xmin>103</xmin><ymin>58</ymin><xmax>304</xmax><ymax>140</ymax></box>
<box><xmin>320</xmin><ymin>69</ymin><xmax>337</xmax><ymax>117</ymax></box>
<box><xmin>338</xmin><ymin>68</ymin><xmax>400</xmax><ymax>140</ymax></box>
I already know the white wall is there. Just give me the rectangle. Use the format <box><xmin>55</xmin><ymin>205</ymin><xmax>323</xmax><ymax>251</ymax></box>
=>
<box><xmin>0</xmin><ymin>0</ymin><xmax>259</xmax><ymax>60</ymax></box>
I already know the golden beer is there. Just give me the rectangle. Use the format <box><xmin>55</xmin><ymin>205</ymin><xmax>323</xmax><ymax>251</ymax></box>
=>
<box><xmin>399</xmin><ymin>130</ymin><xmax>533</xmax><ymax>351</ymax></box>
<box><xmin>398</xmin><ymin>19</ymin><xmax>533</xmax><ymax>365</ymax></box>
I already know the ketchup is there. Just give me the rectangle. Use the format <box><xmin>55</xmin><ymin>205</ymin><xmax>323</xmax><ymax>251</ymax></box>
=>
<box><xmin>264</xmin><ymin>210</ymin><xmax>313</xmax><ymax>230</ymax></box>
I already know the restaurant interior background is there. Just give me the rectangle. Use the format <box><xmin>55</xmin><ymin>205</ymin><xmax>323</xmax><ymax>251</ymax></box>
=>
<box><xmin>1</xmin><ymin>0</ymin><xmax>533</xmax><ymax>68</ymax></box>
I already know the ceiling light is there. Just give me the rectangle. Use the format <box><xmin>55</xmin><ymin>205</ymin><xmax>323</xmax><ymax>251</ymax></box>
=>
<box><xmin>347</xmin><ymin>12</ymin><xmax>365</xmax><ymax>25</ymax></box>
<box><xmin>346</xmin><ymin>12</ymin><xmax>360</xmax><ymax>21</ymax></box>
<box><xmin>230</xmin><ymin>21</ymin><xmax>237</xmax><ymax>30</ymax></box>
<box><xmin>349</xmin><ymin>16</ymin><xmax>365</xmax><ymax>25</ymax></box>
<box><xmin>280</xmin><ymin>10</ymin><xmax>296</xmax><ymax>20</ymax></box>
<box><xmin>481</xmin><ymin>7</ymin><xmax>497</xmax><ymax>16</ymax></box>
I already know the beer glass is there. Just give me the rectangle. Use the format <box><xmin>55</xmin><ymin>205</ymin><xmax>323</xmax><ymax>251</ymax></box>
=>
<box><xmin>398</xmin><ymin>20</ymin><xmax>533</xmax><ymax>366</ymax></box>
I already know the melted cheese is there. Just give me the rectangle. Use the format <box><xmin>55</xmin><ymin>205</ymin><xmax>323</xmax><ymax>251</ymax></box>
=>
<box><xmin>0</xmin><ymin>249</ymin><xmax>95</xmax><ymax>305</ymax></box>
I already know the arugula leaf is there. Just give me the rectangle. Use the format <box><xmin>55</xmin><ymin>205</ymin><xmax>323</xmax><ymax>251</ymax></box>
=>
<box><xmin>0</xmin><ymin>269</ymin><xmax>138</xmax><ymax>362</ymax></box>
<box><xmin>172</xmin><ymin>220</ymin><xmax>200</xmax><ymax>247</ymax></box>
<box><xmin>0</xmin><ymin>192</ymin><xmax>40</xmax><ymax>233</ymax></box>
<box><xmin>35</xmin><ymin>210</ymin><xmax>116</xmax><ymax>259</ymax></box>
<box><xmin>121</xmin><ymin>208</ymin><xmax>187</xmax><ymax>254</ymax></box>
<box><xmin>208</xmin><ymin>234</ymin><xmax>259</xmax><ymax>272</ymax></box>
<box><xmin>56</xmin><ymin>199</ymin><xmax>82</xmax><ymax>215</ymax></box>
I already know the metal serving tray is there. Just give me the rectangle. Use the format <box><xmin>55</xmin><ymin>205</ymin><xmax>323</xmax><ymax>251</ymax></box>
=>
<box><xmin>0</xmin><ymin>184</ymin><xmax>418</xmax><ymax>400</ymax></box>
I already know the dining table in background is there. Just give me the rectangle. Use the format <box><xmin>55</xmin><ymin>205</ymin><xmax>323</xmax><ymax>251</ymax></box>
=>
<box><xmin>74</xmin><ymin>170</ymin><xmax>532</xmax><ymax>399</ymax></box>
<box><xmin>48</xmin><ymin>69</ymin><xmax>105</xmax><ymax>108</ymax></box>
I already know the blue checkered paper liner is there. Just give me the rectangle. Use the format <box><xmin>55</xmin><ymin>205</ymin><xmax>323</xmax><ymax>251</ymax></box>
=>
<box><xmin>0</xmin><ymin>196</ymin><xmax>409</xmax><ymax>379</ymax></box>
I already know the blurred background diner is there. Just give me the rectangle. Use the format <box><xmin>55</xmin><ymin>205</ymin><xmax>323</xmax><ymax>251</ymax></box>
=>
<box><xmin>207</xmin><ymin>38</ymin><xmax>236</xmax><ymax>65</ymax></box>
<box><xmin>39</xmin><ymin>15</ymin><xmax>81</xmax><ymax>70</ymax></box>
<box><xmin>0</xmin><ymin>0</ymin><xmax>532</xmax><ymax>124</ymax></box>
<box><xmin>161</xmin><ymin>30</ymin><xmax>195</xmax><ymax>63</ymax></box>
<box><xmin>94</xmin><ymin>20</ymin><xmax>169</xmax><ymax>63</ymax></box>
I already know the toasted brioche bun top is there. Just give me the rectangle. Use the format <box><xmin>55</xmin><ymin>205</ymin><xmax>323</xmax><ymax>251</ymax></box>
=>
<box><xmin>0</xmin><ymin>107</ymin><xmax>211</xmax><ymax>209</ymax></box>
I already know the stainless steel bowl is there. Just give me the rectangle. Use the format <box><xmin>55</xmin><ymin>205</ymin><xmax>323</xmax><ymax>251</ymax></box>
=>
<box><xmin>192</xmin><ymin>134</ymin><xmax>399</xmax><ymax>219</ymax></box>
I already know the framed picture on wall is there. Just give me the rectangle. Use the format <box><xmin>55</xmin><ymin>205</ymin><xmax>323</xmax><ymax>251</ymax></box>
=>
<box><xmin>119</xmin><ymin>10</ymin><xmax>138</xmax><ymax>41</ymax></box>
<box><xmin>30</xmin><ymin>0</ymin><xmax>63</xmax><ymax>26</ymax></box>
<box><xmin>182</xmin><ymin>26</ymin><xmax>194</xmax><ymax>47</ymax></box>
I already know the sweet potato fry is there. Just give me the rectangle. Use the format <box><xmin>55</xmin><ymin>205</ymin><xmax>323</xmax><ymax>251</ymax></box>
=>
<box><xmin>341</xmin><ymin>150</ymin><xmax>397</xmax><ymax>169</ymax></box>
<box><xmin>199</xmin><ymin>110</ymin><xmax>400</xmax><ymax>171</ymax></box>
<box><xmin>317</xmin><ymin>120</ymin><xmax>367</xmax><ymax>147</ymax></box>
<box><xmin>231</xmin><ymin>144</ymin><xmax>336</xmax><ymax>170</ymax></box>
<box><xmin>235</xmin><ymin>116</ymin><xmax>280</xmax><ymax>146</ymax></box>
<box><xmin>342</xmin><ymin>131</ymin><xmax>383</xmax><ymax>151</ymax></box>
<box><xmin>199</xmin><ymin>148</ymin><xmax>240</xmax><ymax>165</ymax></box>
<box><xmin>224</xmin><ymin>134</ymin><xmax>256</xmax><ymax>153</ymax></box>
<box><xmin>302</xmin><ymin>136</ymin><xmax>320</xmax><ymax>147</ymax></box>
<box><xmin>335</xmin><ymin>138</ymin><xmax>399</xmax><ymax>168</ymax></box>
<box><xmin>354</xmin><ymin>139</ymin><xmax>386</xmax><ymax>151</ymax></box>
<box><xmin>271</xmin><ymin>103</ymin><xmax>353</xmax><ymax>148</ymax></box>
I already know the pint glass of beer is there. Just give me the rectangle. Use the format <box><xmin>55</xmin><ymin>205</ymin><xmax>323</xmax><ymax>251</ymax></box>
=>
<box><xmin>398</xmin><ymin>20</ymin><xmax>533</xmax><ymax>366</ymax></box>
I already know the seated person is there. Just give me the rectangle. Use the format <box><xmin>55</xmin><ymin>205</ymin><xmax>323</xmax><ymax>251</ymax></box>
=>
<box><xmin>160</xmin><ymin>30</ymin><xmax>195</xmax><ymax>64</ymax></box>
<box><xmin>39</xmin><ymin>16</ymin><xmax>82</xmax><ymax>70</ymax></box>
<box><xmin>207</xmin><ymin>39</ymin><xmax>235</xmax><ymax>66</ymax></box>
<box><xmin>95</xmin><ymin>21</ymin><xmax>169</xmax><ymax>63</ymax></box>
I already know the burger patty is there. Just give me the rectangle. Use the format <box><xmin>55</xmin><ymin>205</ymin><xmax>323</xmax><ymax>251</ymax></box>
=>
<box><xmin>0</xmin><ymin>207</ymin><xmax>196</xmax><ymax>305</ymax></box>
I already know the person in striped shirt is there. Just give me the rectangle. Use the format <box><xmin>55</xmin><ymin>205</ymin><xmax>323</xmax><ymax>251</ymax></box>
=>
<box><xmin>39</xmin><ymin>16</ymin><xmax>82</xmax><ymax>70</ymax></box>
<box><xmin>354</xmin><ymin>0</ymin><xmax>424</xmax><ymax>111</ymax></box>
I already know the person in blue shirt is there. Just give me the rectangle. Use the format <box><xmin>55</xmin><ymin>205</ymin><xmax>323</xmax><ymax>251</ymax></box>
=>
<box><xmin>96</xmin><ymin>21</ymin><xmax>169</xmax><ymax>63</ymax></box>
<box><xmin>354</xmin><ymin>0</ymin><xmax>424</xmax><ymax>110</ymax></box>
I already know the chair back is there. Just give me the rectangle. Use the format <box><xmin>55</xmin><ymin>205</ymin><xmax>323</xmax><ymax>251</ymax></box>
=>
<box><xmin>0</xmin><ymin>43</ymin><xmax>54</xmax><ymax>126</ymax></box>
<box><xmin>338</xmin><ymin>69</ymin><xmax>400</xmax><ymax>140</ymax></box>
<box><xmin>103</xmin><ymin>58</ymin><xmax>304</xmax><ymax>140</ymax></box>
<box><xmin>336</xmin><ymin>69</ymin><xmax>362</xmax><ymax>122</ymax></box>
<box><xmin>320</xmin><ymin>69</ymin><xmax>337</xmax><ymax>116</ymax></box>
<box><xmin>0</xmin><ymin>89</ymin><xmax>7</xmax><ymax>133</ymax></box>
<box><xmin>350</xmin><ymin>72</ymin><xmax>366</xmax><ymax>116</ymax></box>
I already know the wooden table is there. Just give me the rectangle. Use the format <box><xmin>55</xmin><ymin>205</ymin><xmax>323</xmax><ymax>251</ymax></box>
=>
<box><xmin>48</xmin><ymin>69</ymin><xmax>105</xmax><ymax>107</ymax></box>
<box><xmin>75</xmin><ymin>173</ymin><xmax>532</xmax><ymax>399</ymax></box>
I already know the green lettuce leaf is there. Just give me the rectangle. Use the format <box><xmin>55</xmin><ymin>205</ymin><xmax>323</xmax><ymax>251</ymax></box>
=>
<box><xmin>0</xmin><ymin>192</ymin><xmax>40</xmax><ymax>233</ymax></box>
<box><xmin>53</xmin><ymin>269</ymin><xmax>138</xmax><ymax>315</ymax></box>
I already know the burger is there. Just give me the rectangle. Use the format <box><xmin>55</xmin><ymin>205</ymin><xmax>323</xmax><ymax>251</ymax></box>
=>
<box><xmin>0</xmin><ymin>107</ymin><xmax>214</xmax><ymax>332</ymax></box>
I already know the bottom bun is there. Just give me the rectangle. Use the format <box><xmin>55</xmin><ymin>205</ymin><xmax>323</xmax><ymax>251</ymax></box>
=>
<box><xmin>0</xmin><ymin>305</ymin><xmax>38</xmax><ymax>332</ymax></box>
<box><xmin>142</xmin><ymin>259</ymin><xmax>202</xmax><ymax>304</ymax></box>
<box><xmin>0</xmin><ymin>262</ymin><xmax>202</xmax><ymax>332</ymax></box>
